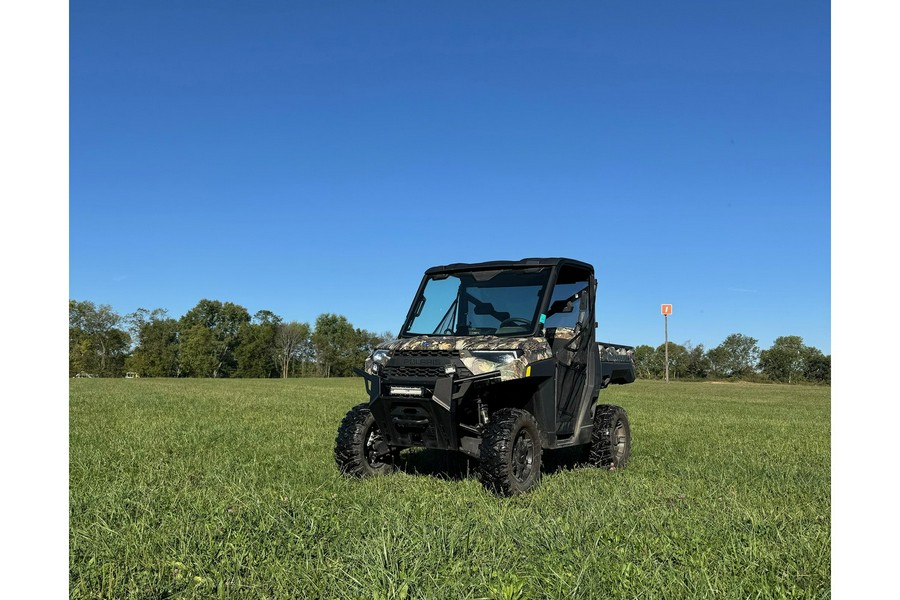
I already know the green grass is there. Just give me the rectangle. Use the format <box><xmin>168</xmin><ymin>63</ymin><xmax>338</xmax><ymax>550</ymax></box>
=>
<box><xmin>70</xmin><ymin>379</ymin><xmax>830</xmax><ymax>599</ymax></box>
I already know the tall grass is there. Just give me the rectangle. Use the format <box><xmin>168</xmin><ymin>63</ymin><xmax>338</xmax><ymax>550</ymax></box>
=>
<box><xmin>70</xmin><ymin>378</ymin><xmax>830</xmax><ymax>599</ymax></box>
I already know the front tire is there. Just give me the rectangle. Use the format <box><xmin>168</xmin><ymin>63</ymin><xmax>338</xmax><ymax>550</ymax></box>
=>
<box><xmin>589</xmin><ymin>404</ymin><xmax>631</xmax><ymax>469</ymax></box>
<box><xmin>478</xmin><ymin>408</ymin><xmax>543</xmax><ymax>496</ymax></box>
<box><xmin>334</xmin><ymin>403</ymin><xmax>395</xmax><ymax>477</ymax></box>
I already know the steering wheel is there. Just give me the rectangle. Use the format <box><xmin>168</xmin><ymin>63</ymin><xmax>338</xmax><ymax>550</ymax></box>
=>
<box><xmin>498</xmin><ymin>317</ymin><xmax>532</xmax><ymax>329</ymax></box>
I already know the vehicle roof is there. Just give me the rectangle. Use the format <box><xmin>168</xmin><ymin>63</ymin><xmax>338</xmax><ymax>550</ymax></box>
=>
<box><xmin>424</xmin><ymin>257</ymin><xmax>593</xmax><ymax>275</ymax></box>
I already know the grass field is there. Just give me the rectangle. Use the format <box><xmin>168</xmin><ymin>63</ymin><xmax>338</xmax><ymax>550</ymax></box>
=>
<box><xmin>70</xmin><ymin>378</ymin><xmax>830</xmax><ymax>599</ymax></box>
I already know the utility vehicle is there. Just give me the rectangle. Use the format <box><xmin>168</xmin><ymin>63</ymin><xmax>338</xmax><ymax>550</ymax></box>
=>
<box><xmin>334</xmin><ymin>257</ymin><xmax>635</xmax><ymax>496</ymax></box>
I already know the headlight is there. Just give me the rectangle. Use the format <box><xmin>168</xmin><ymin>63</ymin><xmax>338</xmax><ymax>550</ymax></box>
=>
<box><xmin>371</xmin><ymin>349</ymin><xmax>392</xmax><ymax>366</ymax></box>
<box><xmin>470</xmin><ymin>350</ymin><xmax>520</xmax><ymax>365</ymax></box>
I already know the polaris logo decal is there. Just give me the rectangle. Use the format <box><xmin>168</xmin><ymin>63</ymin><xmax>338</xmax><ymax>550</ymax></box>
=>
<box><xmin>392</xmin><ymin>357</ymin><xmax>450</xmax><ymax>367</ymax></box>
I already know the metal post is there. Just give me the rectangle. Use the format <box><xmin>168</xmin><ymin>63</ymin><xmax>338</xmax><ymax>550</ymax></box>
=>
<box><xmin>664</xmin><ymin>314</ymin><xmax>669</xmax><ymax>383</ymax></box>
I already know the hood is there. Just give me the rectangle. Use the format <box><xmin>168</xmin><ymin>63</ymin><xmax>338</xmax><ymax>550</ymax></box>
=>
<box><xmin>367</xmin><ymin>335</ymin><xmax>553</xmax><ymax>381</ymax></box>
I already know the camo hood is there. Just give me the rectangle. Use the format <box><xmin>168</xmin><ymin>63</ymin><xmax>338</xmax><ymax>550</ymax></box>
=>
<box><xmin>365</xmin><ymin>335</ymin><xmax>554</xmax><ymax>381</ymax></box>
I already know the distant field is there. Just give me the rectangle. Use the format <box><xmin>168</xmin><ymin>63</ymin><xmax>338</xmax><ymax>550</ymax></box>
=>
<box><xmin>70</xmin><ymin>378</ymin><xmax>830</xmax><ymax>599</ymax></box>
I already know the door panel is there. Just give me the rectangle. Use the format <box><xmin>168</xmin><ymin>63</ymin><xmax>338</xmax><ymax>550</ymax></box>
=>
<box><xmin>546</xmin><ymin>267</ymin><xmax>595</xmax><ymax>436</ymax></box>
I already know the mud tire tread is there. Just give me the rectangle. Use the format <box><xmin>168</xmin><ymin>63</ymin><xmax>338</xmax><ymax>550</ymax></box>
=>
<box><xmin>334</xmin><ymin>403</ymin><xmax>394</xmax><ymax>477</ymax></box>
<box><xmin>478</xmin><ymin>408</ymin><xmax>542</xmax><ymax>496</ymax></box>
<box><xmin>589</xmin><ymin>404</ymin><xmax>631</xmax><ymax>469</ymax></box>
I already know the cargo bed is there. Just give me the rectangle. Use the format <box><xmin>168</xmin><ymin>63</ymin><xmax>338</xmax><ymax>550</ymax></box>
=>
<box><xmin>598</xmin><ymin>342</ymin><xmax>636</xmax><ymax>387</ymax></box>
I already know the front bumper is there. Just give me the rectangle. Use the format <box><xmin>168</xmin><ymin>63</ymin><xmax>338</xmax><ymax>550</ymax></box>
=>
<box><xmin>353</xmin><ymin>367</ymin><xmax>499</xmax><ymax>456</ymax></box>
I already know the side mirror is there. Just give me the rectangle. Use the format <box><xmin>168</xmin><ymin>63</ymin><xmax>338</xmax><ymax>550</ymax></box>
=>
<box><xmin>473</xmin><ymin>303</ymin><xmax>493</xmax><ymax>315</ymax></box>
<box><xmin>549</xmin><ymin>299</ymin><xmax>574</xmax><ymax>315</ymax></box>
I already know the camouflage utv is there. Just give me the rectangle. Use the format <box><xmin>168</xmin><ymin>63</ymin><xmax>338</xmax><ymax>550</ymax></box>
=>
<box><xmin>334</xmin><ymin>258</ymin><xmax>635</xmax><ymax>496</ymax></box>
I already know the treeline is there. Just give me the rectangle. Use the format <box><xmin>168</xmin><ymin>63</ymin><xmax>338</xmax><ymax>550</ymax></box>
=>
<box><xmin>69</xmin><ymin>299</ymin><xmax>392</xmax><ymax>378</ymax></box>
<box><xmin>70</xmin><ymin>299</ymin><xmax>830</xmax><ymax>384</ymax></box>
<box><xmin>633</xmin><ymin>333</ymin><xmax>830</xmax><ymax>384</ymax></box>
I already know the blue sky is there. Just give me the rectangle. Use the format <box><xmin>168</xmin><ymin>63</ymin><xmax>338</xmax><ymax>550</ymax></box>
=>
<box><xmin>69</xmin><ymin>1</ymin><xmax>830</xmax><ymax>353</ymax></box>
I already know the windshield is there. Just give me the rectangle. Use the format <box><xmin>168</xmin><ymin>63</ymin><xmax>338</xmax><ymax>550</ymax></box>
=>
<box><xmin>403</xmin><ymin>268</ymin><xmax>551</xmax><ymax>337</ymax></box>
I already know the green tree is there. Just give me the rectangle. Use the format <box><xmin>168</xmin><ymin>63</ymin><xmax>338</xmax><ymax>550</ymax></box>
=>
<box><xmin>759</xmin><ymin>336</ymin><xmax>830</xmax><ymax>384</ymax></box>
<box><xmin>179</xmin><ymin>325</ymin><xmax>219</xmax><ymax>377</ymax></box>
<box><xmin>69</xmin><ymin>300</ymin><xmax>131</xmax><ymax>377</ymax></box>
<box><xmin>759</xmin><ymin>335</ymin><xmax>806</xmax><ymax>383</ymax></box>
<box><xmin>233</xmin><ymin>310</ymin><xmax>282</xmax><ymax>378</ymax></box>
<box><xmin>633</xmin><ymin>344</ymin><xmax>661</xmax><ymax>379</ymax></box>
<box><xmin>178</xmin><ymin>300</ymin><xmax>250</xmax><ymax>377</ymax></box>
<box><xmin>803</xmin><ymin>351</ymin><xmax>831</xmax><ymax>384</ymax></box>
<box><xmin>683</xmin><ymin>341</ymin><xmax>711</xmax><ymax>379</ymax></box>
<box><xmin>656</xmin><ymin>342</ymin><xmax>689</xmax><ymax>379</ymax></box>
<box><xmin>274</xmin><ymin>321</ymin><xmax>312</xmax><ymax>377</ymax></box>
<box><xmin>125</xmin><ymin>308</ymin><xmax>179</xmax><ymax>377</ymax></box>
<box><xmin>706</xmin><ymin>345</ymin><xmax>728</xmax><ymax>378</ymax></box>
<box><xmin>312</xmin><ymin>313</ymin><xmax>360</xmax><ymax>377</ymax></box>
<box><xmin>710</xmin><ymin>333</ymin><xmax>760</xmax><ymax>378</ymax></box>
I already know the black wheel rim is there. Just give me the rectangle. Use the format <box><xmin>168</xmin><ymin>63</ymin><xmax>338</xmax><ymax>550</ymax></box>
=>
<box><xmin>364</xmin><ymin>424</ymin><xmax>384</xmax><ymax>467</ymax></box>
<box><xmin>612</xmin><ymin>418</ymin><xmax>627</xmax><ymax>462</ymax></box>
<box><xmin>511</xmin><ymin>428</ymin><xmax>535</xmax><ymax>482</ymax></box>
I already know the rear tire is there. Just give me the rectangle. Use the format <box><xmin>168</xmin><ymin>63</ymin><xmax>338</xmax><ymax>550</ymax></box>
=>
<box><xmin>478</xmin><ymin>408</ymin><xmax>543</xmax><ymax>496</ymax></box>
<box><xmin>334</xmin><ymin>403</ymin><xmax>395</xmax><ymax>477</ymax></box>
<box><xmin>589</xmin><ymin>404</ymin><xmax>631</xmax><ymax>469</ymax></box>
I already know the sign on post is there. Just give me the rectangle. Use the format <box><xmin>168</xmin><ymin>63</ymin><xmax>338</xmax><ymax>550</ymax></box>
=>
<box><xmin>661</xmin><ymin>304</ymin><xmax>672</xmax><ymax>383</ymax></box>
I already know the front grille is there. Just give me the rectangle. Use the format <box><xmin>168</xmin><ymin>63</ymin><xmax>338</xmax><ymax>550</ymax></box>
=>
<box><xmin>383</xmin><ymin>349</ymin><xmax>472</xmax><ymax>380</ymax></box>
<box><xmin>384</xmin><ymin>365</ymin><xmax>447</xmax><ymax>379</ymax></box>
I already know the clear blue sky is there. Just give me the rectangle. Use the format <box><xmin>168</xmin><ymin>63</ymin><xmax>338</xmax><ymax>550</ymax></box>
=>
<box><xmin>69</xmin><ymin>0</ymin><xmax>830</xmax><ymax>354</ymax></box>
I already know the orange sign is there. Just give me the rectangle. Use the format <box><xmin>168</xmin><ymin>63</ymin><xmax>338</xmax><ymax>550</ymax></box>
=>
<box><xmin>661</xmin><ymin>304</ymin><xmax>672</xmax><ymax>315</ymax></box>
